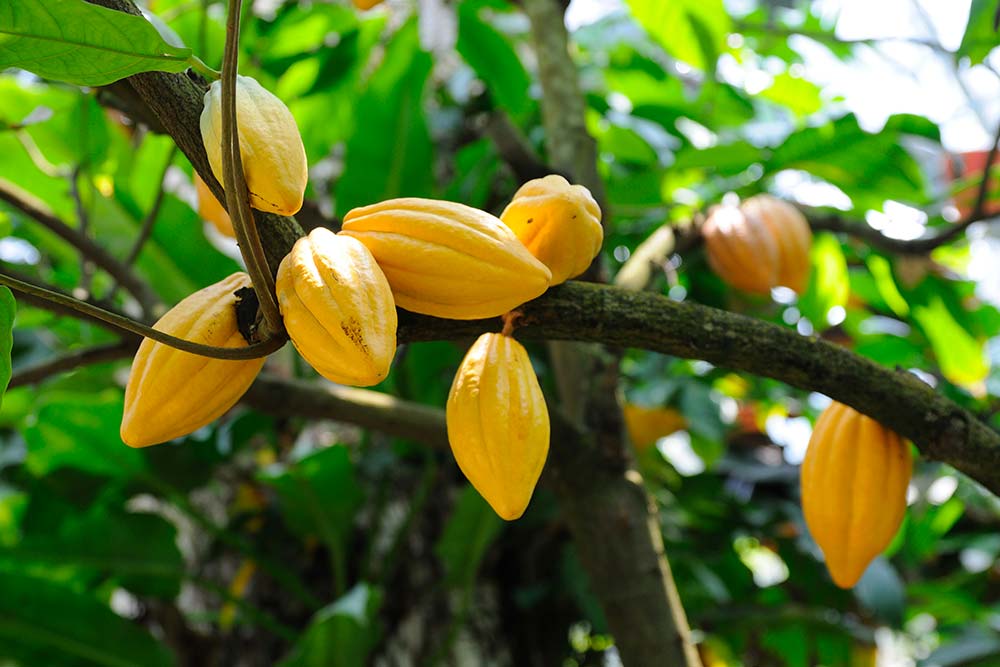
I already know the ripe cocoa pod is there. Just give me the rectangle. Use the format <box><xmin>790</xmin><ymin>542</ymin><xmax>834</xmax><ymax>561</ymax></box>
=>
<box><xmin>622</xmin><ymin>403</ymin><xmax>687</xmax><ymax>452</ymax></box>
<box><xmin>341</xmin><ymin>198</ymin><xmax>552</xmax><ymax>319</ymax></box>
<box><xmin>500</xmin><ymin>175</ymin><xmax>603</xmax><ymax>285</ymax></box>
<box><xmin>121</xmin><ymin>273</ymin><xmax>267</xmax><ymax>448</ymax></box>
<box><xmin>195</xmin><ymin>173</ymin><xmax>235</xmax><ymax>238</ymax></box>
<box><xmin>276</xmin><ymin>228</ymin><xmax>397</xmax><ymax>386</ymax></box>
<box><xmin>352</xmin><ymin>0</ymin><xmax>383</xmax><ymax>8</ymax></box>
<box><xmin>446</xmin><ymin>332</ymin><xmax>550</xmax><ymax>520</ymax></box>
<box><xmin>800</xmin><ymin>401</ymin><xmax>912</xmax><ymax>588</ymax></box>
<box><xmin>200</xmin><ymin>75</ymin><xmax>307</xmax><ymax>216</ymax></box>
<box><xmin>702</xmin><ymin>204</ymin><xmax>779</xmax><ymax>295</ymax></box>
<box><xmin>740</xmin><ymin>194</ymin><xmax>812</xmax><ymax>293</ymax></box>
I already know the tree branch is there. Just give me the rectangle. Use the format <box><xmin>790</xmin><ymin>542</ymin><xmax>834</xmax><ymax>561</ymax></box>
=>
<box><xmin>0</xmin><ymin>178</ymin><xmax>161</xmax><ymax>313</ymax></box>
<box><xmin>8</xmin><ymin>340</ymin><xmax>138</xmax><ymax>389</ymax></box>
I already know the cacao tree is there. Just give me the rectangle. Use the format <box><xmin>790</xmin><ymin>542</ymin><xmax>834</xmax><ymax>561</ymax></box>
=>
<box><xmin>0</xmin><ymin>0</ymin><xmax>999</xmax><ymax>666</ymax></box>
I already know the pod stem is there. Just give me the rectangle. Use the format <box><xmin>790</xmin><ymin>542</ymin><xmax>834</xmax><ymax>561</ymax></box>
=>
<box><xmin>0</xmin><ymin>271</ymin><xmax>283</xmax><ymax>360</ymax></box>
<box><xmin>501</xmin><ymin>310</ymin><xmax>523</xmax><ymax>337</ymax></box>
<box><xmin>220</xmin><ymin>0</ymin><xmax>286</xmax><ymax>341</ymax></box>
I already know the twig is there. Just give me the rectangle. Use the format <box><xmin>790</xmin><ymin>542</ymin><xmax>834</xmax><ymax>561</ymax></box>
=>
<box><xmin>219</xmin><ymin>0</ymin><xmax>285</xmax><ymax>339</ymax></box>
<box><xmin>121</xmin><ymin>146</ymin><xmax>177</xmax><ymax>268</ymax></box>
<box><xmin>0</xmin><ymin>271</ymin><xmax>283</xmax><ymax>360</ymax></box>
<box><xmin>69</xmin><ymin>166</ymin><xmax>96</xmax><ymax>296</ymax></box>
<box><xmin>8</xmin><ymin>340</ymin><xmax>138</xmax><ymax>389</ymax></box>
<box><xmin>0</xmin><ymin>178</ymin><xmax>160</xmax><ymax>314</ymax></box>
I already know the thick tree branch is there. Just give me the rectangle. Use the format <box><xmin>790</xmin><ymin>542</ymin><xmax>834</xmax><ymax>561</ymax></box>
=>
<box><xmin>244</xmin><ymin>375</ymin><xmax>448</xmax><ymax>448</ymax></box>
<box><xmin>0</xmin><ymin>178</ymin><xmax>161</xmax><ymax>313</ymax></box>
<box><xmin>397</xmin><ymin>281</ymin><xmax>1000</xmax><ymax>494</ymax></box>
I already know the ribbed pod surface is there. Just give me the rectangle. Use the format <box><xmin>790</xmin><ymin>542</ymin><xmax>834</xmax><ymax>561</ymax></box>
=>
<box><xmin>741</xmin><ymin>194</ymin><xmax>812</xmax><ymax>294</ymax></box>
<box><xmin>200</xmin><ymin>75</ymin><xmax>308</xmax><ymax>216</ymax></box>
<box><xmin>500</xmin><ymin>175</ymin><xmax>603</xmax><ymax>285</ymax></box>
<box><xmin>341</xmin><ymin>198</ymin><xmax>552</xmax><ymax>319</ymax></box>
<box><xmin>121</xmin><ymin>273</ymin><xmax>267</xmax><ymax>448</ymax></box>
<box><xmin>276</xmin><ymin>229</ymin><xmax>397</xmax><ymax>386</ymax></box>
<box><xmin>800</xmin><ymin>401</ymin><xmax>912</xmax><ymax>588</ymax></box>
<box><xmin>446</xmin><ymin>333</ymin><xmax>550</xmax><ymax>520</ymax></box>
<box><xmin>702</xmin><ymin>205</ymin><xmax>779</xmax><ymax>295</ymax></box>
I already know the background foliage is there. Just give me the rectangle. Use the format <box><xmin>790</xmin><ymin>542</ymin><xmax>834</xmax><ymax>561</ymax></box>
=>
<box><xmin>1</xmin><ymin>0</ymin><xmax>999</xmax><ymax>665</ymax></box>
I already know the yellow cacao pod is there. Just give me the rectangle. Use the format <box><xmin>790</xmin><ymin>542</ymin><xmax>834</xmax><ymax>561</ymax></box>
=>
<box><xmin>500</xmin><ymin>175</ymin><xmax>603</xmax><ymax>285</ymax></box>
<box><xmin>446</xmin><ymin>332</ymin><xmax>550</xmax><ymax>520</ymax></box>
<box><xmin>276</xmin><ymin>228</ymin><xmax>397</xmax><ymax>386</ymax></box>
<box><xmin>195</xmin><ymin>173</ymin><xmax>235</xmax><ymax>238</ymax></box>
<box><xmin>341</xmin><ymin>198</ymin><xmax>552</xmax><ymax>319</ymax></box>
<box><xmin>800</xmin><ymin>401</ymin><xmax>912</xmax><ymax>588</ymax></box>
<box><xmin>702</xmin><ymin>205</ymin><xmax>779</xmax><ymax>295</ymax></box>
<box><xmin>121</xmin><ymin>273</ymin><xmax>267</xmax><ymax>448</ymax></box>
<box><xmin>200</xmin><ymin>75</ymin><xmax>307</xmax><ymax>216</ymax></box>
<box><xmin>623</xmin><ymin>403</ymin><xmax>687</xmax><ymax>452</ymax></box>
<box><xmin>352</xmin><ymin>0</ymin><xmax>383</xmax><ymax>8</ymax></box>
<box><xmin>740</xmin><ymin>194</ymin><xmax>812</xmax><ymax>294</ymax></box>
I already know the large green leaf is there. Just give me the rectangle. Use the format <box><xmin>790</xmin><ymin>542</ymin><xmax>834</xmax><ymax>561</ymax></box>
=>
<box><xmin>280</xmin><ymin>584</ymin><xmax>382</xmax><ymax>667</ymax></box>
<box><xmin>335</xmin><ymin>20</ymin><xmax>433</xmax><ymax>213</ymax></box>
<box><xmin>0</xmin><ymin>286</ymin><xmax>14</xmax><ymax>409</ymax></box>
<box><xmin>0</xmin><ymin>571</ymin><xmax>174</xmax><ymax>667</ymax></box>
<box><xmin>457</xmin><ymin>4</ymin><xmax>532</xmax><ymax>118</ymax></box>
<box><xmin>435</xmin><ymin>485</ymin><xmax>502</xmax><ymax>587</ymax></box>
<box><xmin>912</xmin><ymin>294</ymin><xmax>989</xmax><ymax>389</ymax></box>
<box><xmin>626</xmin><ymin>0</ymin><xmax>730</xmax><ymax>72</ymax></box>
<box><xmin>958</xmin><ymin>0</ymin><xmax>1000</xmax><ymax>66</ymax></box>
<box><xmin>260</xmin><ymin>445</ymin><xmax>363</xmax><ymax>549</ymax></box>
<box><xmin>0</xmin><ymin>0</ymin><xmax>193</xmax><ymax>86</ymax></box>
<box><xmin>797</xmin><ymin>233</ymin><xmax>848</xmax><ymax>328</ymax></box>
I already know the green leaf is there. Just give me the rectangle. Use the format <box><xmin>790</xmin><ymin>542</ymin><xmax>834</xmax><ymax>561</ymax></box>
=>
<box><xmin>0</xmin><ymin>0</ymin><xmax>193</xmax><ymax>86</ymax></box>
<box><xmin>912</xmin><ymin>294</ymin><xmax>989</xmax><ymax>389</ymax></box>
<box><xmin>457</xmin><ymin>4</ymin><xmax>532</xmax><ymax>118</ymax></box>
<box><xmin>797</xmin><ymin>233</ymin><xmax>848</xmax><ymax>328</ymax></box>
<box><xmin>260</xmin><ymin>445</ymin><xmax>363</xmax><ymax>550</ymax></box>
<box><xmin>958</xmin><ymin>0</ymin><xmax>1000</xmax><ymax>66</ymax></box>
<box><xmin>335</xmin><ymin>20</ymin><xmax>433</xmax><ymax>214</ymax></box>
<box><xmin>280</xmin><ymin>584</ymin><xmax>382</xmax><ymax>667</ymax></box>
<box><xmin>0</xmin><ymin>571</ymin><xmax>174</xmax><ymax>667</ymax></box>
<box><xmin>435</xmin><ymin>485</ymin><xmax>503</xmax><ymax>587</ymax></box>
<box><xmin>0</xmin><ymin>286</ymin><xmax>14</xmax><ymax>409</ymax></box>
<box><xmin>626</xmin><ymin>0</ymin><xmax>730</xmax><ymax>71</ymax></box>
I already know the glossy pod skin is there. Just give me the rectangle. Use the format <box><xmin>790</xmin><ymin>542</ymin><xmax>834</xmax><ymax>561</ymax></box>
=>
<box><xmin>200</xmin><ymin>75</ymin><xmax>308</xmax><ymax>216</ymax></box>
<box><xmin>446</xmin><ymin>333</ymin><xmax>550</xmax><ymax>520</ymax></box>
<box><xmin>740</xmin><ymin>194</ymin><xmax>812</xmax><ymax>294</ymax></box>
<box><xmin>340</xmin><ymin>198</ymin><xmax>552</xmax><ymax>319</ymax></box>
<box><xmin>500</xmin><ymin>174</ymin><xmax>603</xmax><ymax>285</ymax></box>
<box><xmin>702</xmin><ymin>205</ymin><xmax>779</xmax><ymax>295</ymax></box>
<box><xmin>121</xmin><ymin>273</ymin><xmax>267</xmax><ymax>448</ymax></box>
<box><xmin>800</xmin><ymin>401</ymin><xmax>912</xmax><ymax>588</ymax></box>
<box><xmin>276</xmin><ymin>228</ymin><xmax>397</xmax><ymax>386</ymax></box>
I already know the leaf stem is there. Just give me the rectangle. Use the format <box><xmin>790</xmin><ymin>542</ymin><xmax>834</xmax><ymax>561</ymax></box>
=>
<box><xmin>0</xmin><ymin>271</ymin><xmax>283</xmax><ymax>360</ymax></box>
<box><xmin>219</xmin><ymin>0</ymin><xmax>285</xmax><ymax>339</ymax></box>
<box><xmin>188</xmin><ymin>54</ymin><xmax>220</xmax><ymax>81</ymax></box>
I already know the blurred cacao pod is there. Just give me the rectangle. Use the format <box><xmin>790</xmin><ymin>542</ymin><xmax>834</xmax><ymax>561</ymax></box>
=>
<box><xmin>341</xmin><ymin>198</ymin><xmax>551</xmax><ymax>319</ymax></box>
<box><xmin>200</xmin><ymin>75</ymin><xmax>307</xmax><ymax>216</ymax></box>
<box><xmin>500</xmin><ymin>174</ymin><xmax>603</xmax><ymax>285</ymax></box>
<box><xmin>121</xmin><ymin>273</ymin><xmax>267</xmax><ymax>448</ymax></box>
<box><xmin>352</xmin><ymin>0</ymin><xmax>383</xmax><ymax>8</ymax></box>
<box><xmin>195</xmin><ymin>173</ymin><xmax>235</xmax><ymax>238</ymax></box>
<box><xmin>276</xmin><ymin>228</ymin><xmax>397</xmax><ymax>386</ymax></box>
<box><xmin>740</xmin><ymin>194</ymin><xmax>812</xmax><ymax>294</ymax></box>
<box><xmin>800</xmin><ymin>401</ymin><xmax>912</xmax><ymax>588</ymax></box>
<box><xmin>622</xmin><ymin>403</ymin><xmax>687</xmax><ymax>451</ymax></box>
<box><xmin>447</xmin><ymin>332</ymin><xmax>550</xmax><ymax>520</ymax></box>
<box><xmin>702</xmin><ymin>205</ymin><xmax>779</xmax><ymax>295</ymax></box>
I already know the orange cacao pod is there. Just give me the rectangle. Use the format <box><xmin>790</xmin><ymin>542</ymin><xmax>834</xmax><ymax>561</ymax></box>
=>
<box><xmin>446</xmin><ymin>332</ymin><xmax>550</xmax><ymax>520</ymax></box>
<box><xmin>340</xmin><ymin>198</ymin><xmax>551</xmax><ymax>319</ymax></box>
<box><xmin>800</xmin><ymin>401</ymin><xmax>912</xmax><ymax>588</ymax></box>
<box><xmin>702</xmin><ymin>205</ymin><xmax>779</xmax><ymax>295</ymax></box>
<box><xmin>352</xmin><ymin>0</ymin><xmax>383</xmax><ymax>8</ymax></box>
<box><xmin>200</xmin><ymin>75</ymin><xmax>307</xmax><ymax>216</ymax></box>
<box><xmin>622</xmin><ymin>403</ymin><xmax>687</xmax><ymax>451</ymax></box>
<box><xmin>121</xmin><ymin>273</ymin><xmax>267</xmax><ymax>448</ymax></box>
<box><xmin>500</xmin><ymin>175</ymin><xmax>603</xmax><ymax>285</ymax></box>
<box><xmin>740</xmin><ymin>194</ymin><xmax>812</xmax><ymax>293</ymax></box>
<box><xmin>195</xmin><ymin>173</ymin><xmax>235</xmax><ymax>238</ymax></box>
<box><xmin>275</xmin><ymin>228</ymin><xmax>397</xmax><ymax>386</ymax></box>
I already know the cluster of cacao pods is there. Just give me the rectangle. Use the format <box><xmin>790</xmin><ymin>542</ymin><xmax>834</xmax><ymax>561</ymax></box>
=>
<box><xmin>703</xmin><ymin>194</ymin><xmax>813</xmax><ymax>295</ymax></box>
<box><xmin>800</xmin><ymin>401</ymin><xmax>912</xmax><ymax>588</ymax></box>
<box><xmin>124</xmin><ymin>74</ymin><xmax>603</xmax><ymax>522</ymax></box>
